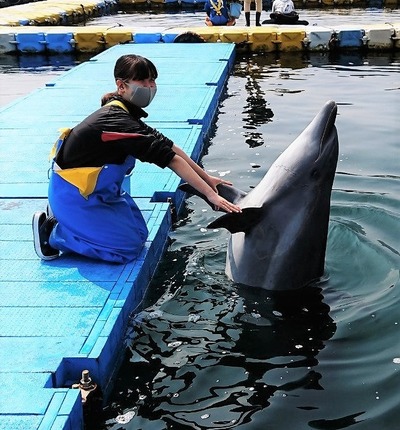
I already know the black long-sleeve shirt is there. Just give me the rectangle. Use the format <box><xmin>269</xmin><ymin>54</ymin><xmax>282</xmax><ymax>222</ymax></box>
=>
<box><xmin>55</xmin><ymin>96</ymin><xmax>176</xmax><ymax>169</ymax></box>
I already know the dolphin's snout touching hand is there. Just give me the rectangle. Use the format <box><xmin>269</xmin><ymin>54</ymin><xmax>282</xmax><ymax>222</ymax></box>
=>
<box><xmin>208</xmin><ymin>193</ymin><xmax>242</xmax><ymax>213</ymax></box>
<box><xmin>207</xmin><ymin>175</ymin><xmax>233</xmax><ymax>193</ymax></box>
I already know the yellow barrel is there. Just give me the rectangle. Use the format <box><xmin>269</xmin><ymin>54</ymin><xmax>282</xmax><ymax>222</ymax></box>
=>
<box><xmin>73</xmin><ymin>27</ymin><xmax>107</xmax><ymax>53</ymax></box>
<box><xmin>219</xmin><ymin>28</ymin><xmax>248</xmax><ymax>48</ymax></box>
<box><xmin>103</xmin><ymin>28</ymin><xmax>133</xmax><ymax>48</ymax></box>
<box><xmin>383</xmin><ymin>0</ymin><xmax>398</xmax><ymax>5</ymax></box>
<box><xmin>149</xmin><ymin>0</ymin><xmax>166</xmax><ymax>6</ymax></box>
<box><xmin>276</xmin><ymin>27</ymin><xmax>307</xmax><ymax>52</ymax></box>
<box><xmin>248</xmin><ymin>26</ymin><xmax>277</xmax><ymax>53</ymax></box>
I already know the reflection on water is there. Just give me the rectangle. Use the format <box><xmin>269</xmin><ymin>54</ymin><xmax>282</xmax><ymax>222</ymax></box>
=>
<box><xmin>239</xmin><ymin>58</ymin><xmax>274</xmax><ymax>148</ymax></box>
<box><xmin>101</xmin><ymin>249</ymin><xmax>336</xmax><ymax>429</ymax></box>
<box><xmin>0</xmin><ymin>52</ymin><xmax>92</xmax><ymax>71</ymax></box>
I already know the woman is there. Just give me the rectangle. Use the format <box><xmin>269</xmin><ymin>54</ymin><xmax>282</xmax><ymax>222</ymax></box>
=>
<box><xmin>244</xmin><ymin>0</ymin><xmax>262</xmax><ymax>27</ymax></box>
<box><xmin>32</xmin><ymin>54</ymin><xmax>241</xmax><ymax>263</ymax></box>
<box><xmin>269</xmin><ymin>0</ymin><xmax>299</xmax><ymax>24</ymax></box>
<box><xmin>204</xmin><ymin>0</ymin><xmax>236</xmax><ymax>26</ymax></box>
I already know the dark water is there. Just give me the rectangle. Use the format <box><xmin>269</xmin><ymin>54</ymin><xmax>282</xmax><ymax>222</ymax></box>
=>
<box><xmin>1</xmin><ymin>8</ymin><xmax>399</xmax><ymax>430</ymax></box>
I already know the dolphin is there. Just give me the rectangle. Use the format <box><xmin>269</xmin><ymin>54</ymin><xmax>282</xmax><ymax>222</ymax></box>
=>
<box><xmin>180</xmin><ymin>100</ymin><xmax>339</xmax><ymax>291</ymax></box>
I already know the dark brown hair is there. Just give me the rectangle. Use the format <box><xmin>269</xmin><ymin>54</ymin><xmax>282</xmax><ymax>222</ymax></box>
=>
<box><xmin>101</xmin><ymin>54</ymin><xmax>158</xmax><ymax>106</ymax></box>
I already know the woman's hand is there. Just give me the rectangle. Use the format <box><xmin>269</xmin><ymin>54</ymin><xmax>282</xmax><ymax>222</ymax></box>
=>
<box><xmin>206</xmin><ymin>175</ymin><xmax>233</xmax><ymax>193</ymax></box>
<box><xmin>206</xmin><ymin>192</ymin><xmax>241</xmax><ymax>213</ymax></box>
<box><xmin>168</xmin><ymin>154</ymin><xmax>241</xmax><ymax>213</ymax></box>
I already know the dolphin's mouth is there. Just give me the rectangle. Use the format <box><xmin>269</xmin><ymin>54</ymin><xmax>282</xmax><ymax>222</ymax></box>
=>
<box><xmin>317</xmin><ymin>101</ymin><xmax>338</xmax><ymax>161</ymax></box>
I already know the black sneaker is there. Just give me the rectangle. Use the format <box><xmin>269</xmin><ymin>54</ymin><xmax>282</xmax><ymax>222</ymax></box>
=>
<box><xmin>32</xmin><ymin>211</ymin><xmax>59</xmax><ymax>260</ymax></box>
<box><xmin>46</xmin><ymin>203</ymin><xmax>54</xmax><ymax>217</ymax></box>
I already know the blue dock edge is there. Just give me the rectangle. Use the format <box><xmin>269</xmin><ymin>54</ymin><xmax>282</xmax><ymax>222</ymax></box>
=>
<box><xmin>0</xmin><ymin>42</ymin><xmax>236</xmax><ymax>430</ymax></box>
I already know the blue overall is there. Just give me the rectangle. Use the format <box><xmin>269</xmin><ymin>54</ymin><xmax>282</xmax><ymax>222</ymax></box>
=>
<box><xmin>204</xmin><ymin>0</ymin><xmax>231</xmax><ymax>25</ymax></box>
<box><xmin>48</xmin><ymin>155</ymin><xmax>148</xmax><ymax>263</ymax></box>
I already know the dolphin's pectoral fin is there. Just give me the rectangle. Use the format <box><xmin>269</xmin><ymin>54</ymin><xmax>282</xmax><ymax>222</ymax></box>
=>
<box><xmin>207</xmin><ymin>207</ymin><xmax>264</xmax><ymax>234</ymax></box>
<box><xmin>178</xmin><ymin>182</ymin><xmax>247</xmax><ymax>210</ymax></box>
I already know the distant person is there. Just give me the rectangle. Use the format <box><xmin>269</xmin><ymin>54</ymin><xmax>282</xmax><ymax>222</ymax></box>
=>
<box><xmin>271</xmin><ymin>0</ymin><xmax>296</xmax><ymax>19</ymax></box>
<box><xmin>265</xmin><ymin>0</ymin><xmax>308</xmax><ymax>25</ymax></box>
<box><xmin>32</xmin><ymin>54</ymin><xmax>241</xmax><ymax>263</ymax></box>
<box><xmin>244</xmin><ymin>0</ymin><xmax>262</xmax><ymax>27</ymax></box>
<box><xmin>204</xmin><ymin>0</ymin><xmax>236</xmax><ymax>26</ymax></box>
<box><xmin>173</xmin><ymin>31</ymin><xmax>205</xmax><ymax>43</ymax></box>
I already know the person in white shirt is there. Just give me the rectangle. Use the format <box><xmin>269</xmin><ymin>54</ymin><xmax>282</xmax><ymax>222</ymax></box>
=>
<box><xmin>272</xmin><ymin>0</ymin><xmax>295</xmax><ymax>14</ymax></box>
<box><xmin>269</xmin><ymin>0</ymin><xmax>299</xmax><ymax>24</ymax></box>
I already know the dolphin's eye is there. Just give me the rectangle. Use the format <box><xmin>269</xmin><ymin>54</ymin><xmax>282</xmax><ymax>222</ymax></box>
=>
<box><xmin>311</xmin><ymin>168</ymin><xmax>320</xmax><ymax>179</ymax></box>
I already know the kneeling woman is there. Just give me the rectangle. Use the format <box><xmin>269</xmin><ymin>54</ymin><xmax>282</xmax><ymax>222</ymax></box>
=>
<box><xmin>33</xmin><ymin>54</ymin><xmax>241</xmax><ymax>263</ymax></box>
<box><xmin>204</xmin><ymin>0</ymin><xmax>236</xmax><ymax>26</ymax></box>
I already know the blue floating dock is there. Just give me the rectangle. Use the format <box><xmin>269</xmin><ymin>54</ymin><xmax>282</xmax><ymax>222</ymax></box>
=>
<box><xmin>1</xmin><ymin>17</ymin><xmax>399</xmax><ymax>54</ymax></box>
<box><xmin>0</xmin><ymin>42</ymin><xmax>235</xmax><ymax>430</ymax></box>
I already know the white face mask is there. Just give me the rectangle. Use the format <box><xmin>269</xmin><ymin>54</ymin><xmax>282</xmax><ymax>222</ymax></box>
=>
<box><xmin>126</xmin><ymin>82</ymin><xmax>157</xmax><ymax>108</ymax></box>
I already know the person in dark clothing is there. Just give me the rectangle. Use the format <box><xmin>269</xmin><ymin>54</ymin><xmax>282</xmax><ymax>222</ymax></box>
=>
<box><xmin>263</xmin><ymin>0</ymin><xmax>309</xmax><ymax>25</ymax></box>
<box><xmin>244</xmin><ymin>0</ymin><xmax>262</xmax><ymax>27</ymax></box>
<box><xmin>32</xmin><ymin>54</ymin><xmax>241</xmax><ymax>263</ymax></box>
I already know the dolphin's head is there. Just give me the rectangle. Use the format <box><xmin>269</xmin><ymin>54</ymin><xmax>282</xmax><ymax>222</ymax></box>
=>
<box><xmin>208</xmin><ymin>101</ymin><xmax>339</xmax><ymax>236</ymax></box>
<box><xmin>251</xmin><ymin>100</ymin><xmax>338</xmax><ymax>200</ymax></box>
<box><xmin>295</xmin><ymin>100</ymin><xmax>338</xmax><ymax>187</ymax></box>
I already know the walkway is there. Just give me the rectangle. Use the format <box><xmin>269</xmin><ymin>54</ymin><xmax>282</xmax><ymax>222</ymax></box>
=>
<box><xmin>0</xmin><ymin>42</ymin><xmax>235</xmax><ymax>430</ymax></box>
